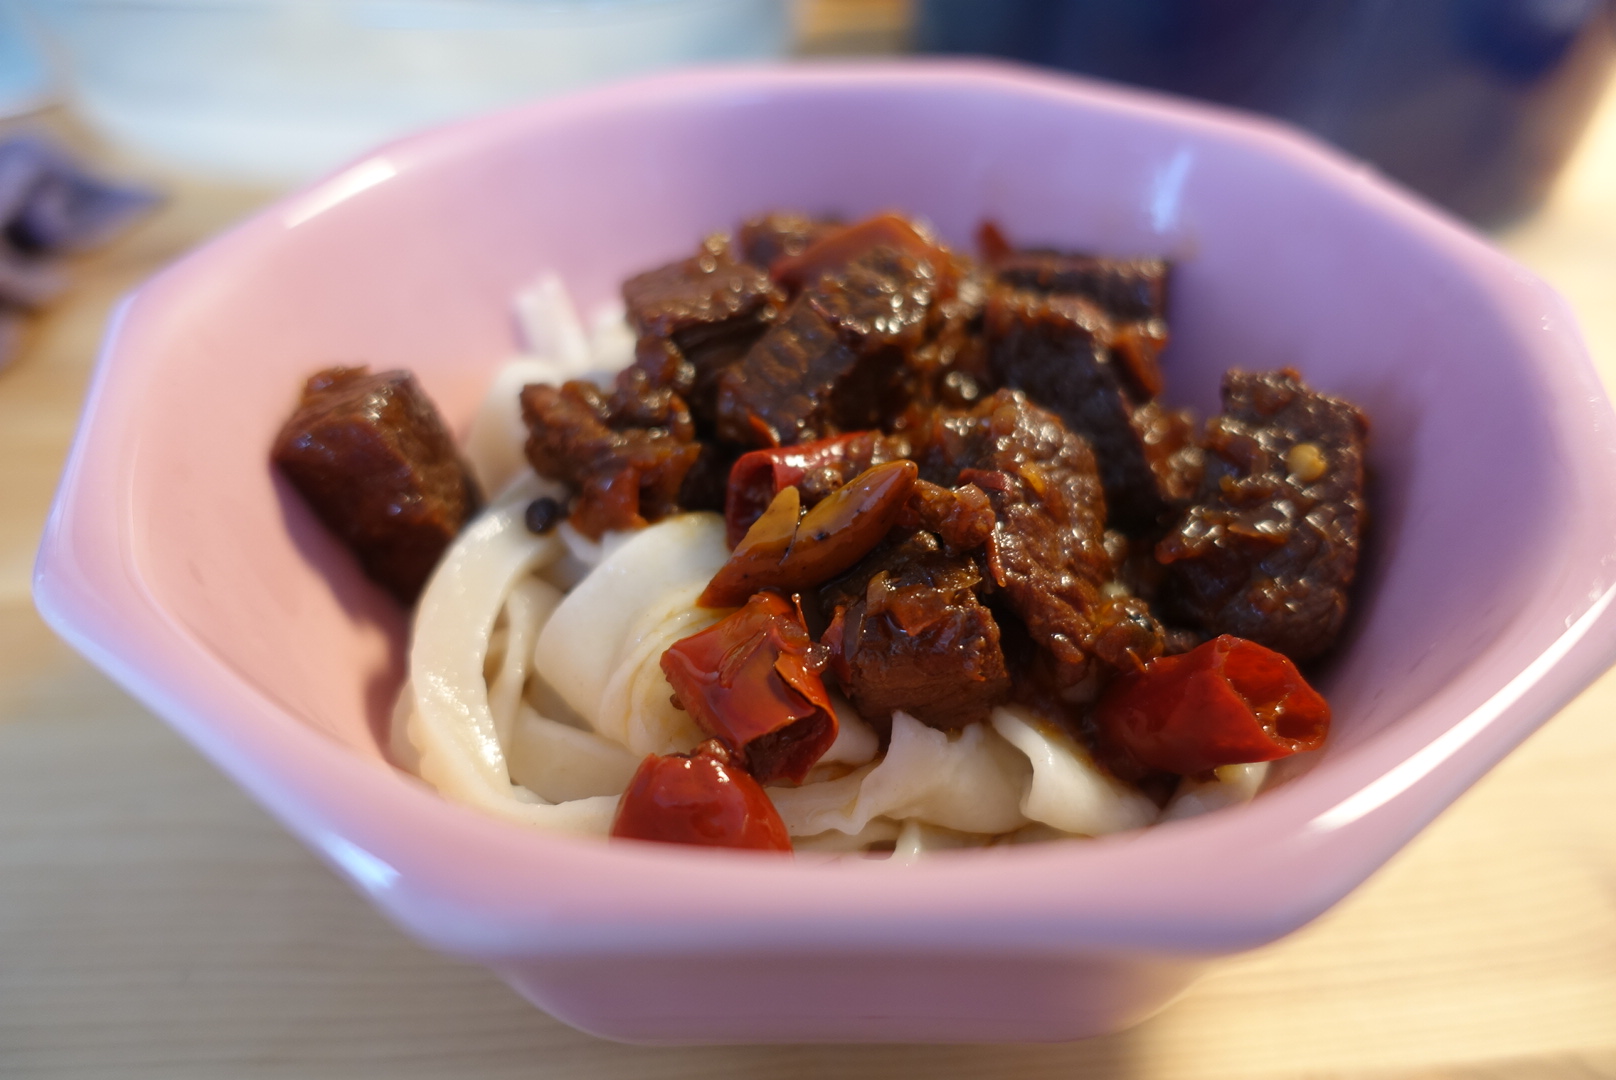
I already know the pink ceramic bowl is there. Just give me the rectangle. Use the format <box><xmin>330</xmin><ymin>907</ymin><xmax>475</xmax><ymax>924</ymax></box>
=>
<box><xmin>34</xmin><ymin>62</ymin><xmax>1616</xmax><ymax>1043</ymax></box>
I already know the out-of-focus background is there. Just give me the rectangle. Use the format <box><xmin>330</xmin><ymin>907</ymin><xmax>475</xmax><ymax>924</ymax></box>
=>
<box><xmin>2</xmin><ymin>2</ymin><xmax>1614</xmax><ymax>1077</ymax></box>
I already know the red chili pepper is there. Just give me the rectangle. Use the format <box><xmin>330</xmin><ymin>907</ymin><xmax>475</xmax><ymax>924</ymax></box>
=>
<box><xmin>660</xmin><ymin>592</ymin><xmax>837</xmax><ymax>784</ymax></box>
<box><xmin>610</xmin><ymin>740</ymin><xmax>792</xmax><ymax>852</ymax></box>
<box><xmin>1093</xmin><ymin>635</ymin><xmax>1330</xmax><ymax>776</ymax></box>
<box><xmin>724</xmin><ymin>431</ymin><xmax>891</xmax><ymax>546</ymax></box>
<box><xmin>701</xmin><ymin>460</ymin><xmax>918</xmax><ymax>608</ymax></box>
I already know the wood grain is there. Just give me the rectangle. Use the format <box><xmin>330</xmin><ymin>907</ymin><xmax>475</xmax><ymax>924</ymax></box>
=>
<box><xmin>2</xmin><ymin>70</ymin><xmax>1615</xmax><ymax>1080</ymax></box>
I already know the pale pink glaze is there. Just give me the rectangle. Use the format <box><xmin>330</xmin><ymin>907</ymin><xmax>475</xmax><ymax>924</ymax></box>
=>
<box><xmin>34</xmin><ymin>63</ymin><xmax>1616</xmax><ymax>1043</ymax></box>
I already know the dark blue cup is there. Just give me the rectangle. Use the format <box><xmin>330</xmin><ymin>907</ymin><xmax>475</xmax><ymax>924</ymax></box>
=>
<box><xmin>915</xmin><ymin>0</ymin><xmax>1616</xmax><ymax>225</ymax></box>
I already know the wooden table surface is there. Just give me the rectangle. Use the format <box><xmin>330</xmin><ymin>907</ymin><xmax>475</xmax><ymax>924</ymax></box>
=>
<box><xmin>4</xmin><ymin>82</ymin><xmax>1616</xmax><ymax>1079</ymax></box>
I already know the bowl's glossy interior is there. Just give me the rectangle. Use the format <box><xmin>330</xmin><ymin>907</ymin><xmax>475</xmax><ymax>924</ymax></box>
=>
<box><xmin>35</xmin><ymin>62</ymin><xmax>1616</xmax><ymax>1042</ymax></box>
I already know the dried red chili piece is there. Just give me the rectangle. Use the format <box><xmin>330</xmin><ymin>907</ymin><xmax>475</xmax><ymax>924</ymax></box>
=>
<box><xmin>724</xmin><ymin>430</ymin><xmax>901</xmax><ymax>545</ymax></box>
<box><xmin>1093</xmin><ymin>634</ymin><xmax>1329</xmax><ymax>776</ymax></box>
<box><xmin>701</xmin><ymin>460</ymin><xmax>918</xmax><ymax>608</ymax></box>
<box><xmin>610</xmin><ymin>740</ymin><xmax>792</xmax><ymax>851</ymax></box>
<box><xmin>660</xmin><ymin>593</ymin><xmax>837</xmax><ymax>784</ymax></box>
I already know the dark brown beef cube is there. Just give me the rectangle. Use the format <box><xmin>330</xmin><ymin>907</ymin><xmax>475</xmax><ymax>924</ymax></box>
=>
<box><xmin>820</xmin><ymin>532</ymin><xmax>1010</xmax><ymax>730</ymax></box>
<box><xmin>272</xmin><ymin>367</ymin><xmax>480</xmax><ymax>605</ymax></box>
<box><xmin>985</xmin><ymin>288</ymin><xmax>1195</xmax><ymax>530</ymax></box>
<box><xmin>622</xmin><ymin>235</ymin><xmax>784</xmax><ymax>424</ymax></box>
<box><xmin>1132</xmin><ymin>399</ymin><xmax>1205</xmax><ymax>507</ymax></box>
<box><xmin>737</xmin><ymin>211</ymin><xmax>838</xmax><ymax>269</ymax></box>
<box><xmin>913</xmin><ymin>390</ymin><xmax>1153</xmax><ymax>686</ymax></box>
<box><xmin>714</xmin><ymin>298</ymin><xmax>859</xmax><ymax>447</ymax></box>
<box><xmin>715</xmin><ymin>246</ymin><xmax>937</xmax><ymax>447</ymax></box>
<box><xmin>1158</xmin><ymin>368</ymin><xmax>1368</xmax><ymax>662</ymax></box>
<box><xmin>910</xmin><ymin>261</ymin><xmax>996</xmax><ymax>409</ymax></box>
<box><xmin>520</xmin><ymin>369</ymin><xmax>701</xmax><ymax>539</ymax></box>
<box><xmin>898</xmin><ymin>479</ymin><xmax>996</xmax><ymax>554</ymax></box>
<box><xmin>993</xmin><ymin>251</ymin><xmax>1168</xmax><ymax>323</ymax></box>
<box><xmin>806</xmin><ymin>245</ymin><xmax>936</xmax><ymax>347</ymax></box>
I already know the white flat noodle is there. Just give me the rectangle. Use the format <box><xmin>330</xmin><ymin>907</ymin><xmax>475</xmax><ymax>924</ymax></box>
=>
<box><xmin>463</xmin><ymin>358</ymin><xmax>574</xmax><ymax>497</ymax></box>
<box><xmin>768</xmin><ymin>712</ymin><xmax>1031</xmax><ymax>837</ymax></box>
<box><xmin>556</xmin><ymin>519</ymin><xmax>633</xmax><ymax>571</ymax></box>
<box><xmin>522</xmin><ymin>660</ymin><xmax>593</xmax><ymax>732</ymax></box>
<box><xmin>388</xmin><ymin>678</ymin><xmax>422</xmax><ymax>773</ymax></box>
<box><xmin>819</xmin><ymin>695</ymin><xmax>880</xmax><ymax>766</ymax></box>
<box><xmin>539</xmin><ymin>521</ymin><xmax>635</xmax><ymax>593</ymax></box>
<box><xmin>406</xmin><ymin>475</ymin><xmax>617</xmax><ymax>835</ymax></box>
<box><xmin>858</xmin><ymin>714</ymin><xmax>1031</xmax><ymax>835</ymax></box>
<box><xmin>890</xmin><ymin>820</ymin><xmax>995</xmax><ymax>865</ymax></box>
<box><xmin>486</xmin><ymin>576</ymin><xmax>562</xmax><ymax>752</ymax></box>
<box><xmin>594</xmin><ymin>582</ymin><xmax>723</xmax><ymax>755</ymax></box>
<box><xmin>513</xmin><ymin>272</ymin><xmax>592</xmax><ymax>376</ymax></box>
<box><xmin>409</xmin><ymin>474</ymin><xmax>559</xmax><ymax>795</ymax></box>
<box><xmin>484</xmin><ymin>625</ymin><xmax>508</xmax><ymax>682</ymax></box>
<box><xmin>507</xmin><ymin>704</ymin><xmax>642</xmax><ymax>803</ymax></box>
<box><xmin>588</xmin><ymin>301</ymin><xmax>636</xmax><ymax>375</ymax></box>
<box><xmin>791</xmin><ymin>818</ymin><xmax>902</xmax><ymax>855</ymax></box>
<box><xmin>991</xmin><ymin>704</ymin><xmax>1159</xmax><ymax>836</ymax></box>
<box><xmin>1160</xmin><ymin>761</ymin><xmax>1270</xmax><ymax>822</ymax></box>
<box><xmin>533</xmin><ymin>513</ymin><xmax>730</xmax><ymax>746</ymax></box>
<box><xmin>485</xmin><ymin>793</ymin><xmax>622</xmax><ymax>835</ymax></box>
<box><xmin>767</xmin><ymin>764</ymin><xmax>870</xmax><ymax>837</ymax></box>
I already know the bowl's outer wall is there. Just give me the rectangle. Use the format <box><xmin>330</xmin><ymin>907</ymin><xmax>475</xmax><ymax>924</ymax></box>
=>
<box><xmin>34</xmin><ymin>63</ymin><xmax>1616</xmax><ymax>1043</ymax></box>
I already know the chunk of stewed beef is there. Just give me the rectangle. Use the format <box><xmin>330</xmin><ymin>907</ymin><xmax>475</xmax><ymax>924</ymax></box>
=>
<box><xmin>519</xmin><ymin>368</ymin><xmax>701</xmax><ymax>539</ymax></box>
<box><xmin>1157</xmin><ymin>369</ymin><xmax>1368</xmax><ymax>662</ymax></box>
<box><xmin>715</xmin><ymin>244</ymin><xmax>938</xmax><ymax>447</ymax></box>
<box><xmin>916</xmin><ymin>389</ymin><xmax>1166</xmax><ymax>686</ymax></box>
<box><xmin>984</xmin><ymin>287</ymin><xmax>1200</xmax><ymax>530</ymax></box>
<box><xmin>906</xmin><ymin>259</ymin><xmax>995</xmax><ymax>412</ymax></box>
<box><xmin>820</xmin><ymin>530</ymin><xmax>1010</xmax><ymax>731</ymax></box>
<box><xmin>994</xmin><ymin>251</ymin><xmax>1169</xmax><ymax>324</ymax></box>
<box><xmin>272</xmin><ymin>367</ymin><xmax>481</xmax><ymax>605</ymax></box>
<box><xmin>736</xmin><ymin>211</ymin><xmax>838</xmax><ymax>270</ymax></box>
<box><xmin>622</xmin><ymin>233</ymin><xmax>785</xmax><ymax>426</ymax></box>
<box><xmin>897</xmin><ymin>478</ymin><xmax>996</xmax><ymax>555</ymax></box>
<box><xmin>978</xmin><ymin>223</ymin><xmax>1169</xmax><ymax>324</ymax></box>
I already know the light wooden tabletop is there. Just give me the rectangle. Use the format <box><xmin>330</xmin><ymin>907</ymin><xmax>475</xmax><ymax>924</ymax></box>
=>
<box><xmin>3</xmin><ymin>81</ymin><xmax>1615</xmax><ymax>1079</ymax></box>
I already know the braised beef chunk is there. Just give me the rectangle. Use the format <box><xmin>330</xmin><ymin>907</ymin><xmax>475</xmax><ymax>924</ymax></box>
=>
<box><xmin>897</xmin><ymin>479</ymin><xmax>996</xmax><ymax>554</ymax></box>
<box><xmin>984</xmin><ymin>288</ymin><xmax>1199</xmax><ymax>530</ymax></box>
<box><xmin>1132</xmin><ymin>400</ymin><xmax>1202</xmax><ymax>500</ymax></box>
<box><xmin>916</xmin><ymin>389</ymin><xmax>1162</xmax><ymax>685</ymax></box>
<box><xmin>713</xmin><ymin>299</ymin><xmax>856</xmax><ymax>447</ymax></box>
<box><xmin>987</xmin><ymin>242</ymin><xmax>1169</xmax><ymax>324</ymax></box>
<box><xmin>1157</xmin><ymin>369</ymin><xmax>1368</xmax><ymax>662</ymax></box>
<box><xmin>737</xmin><ymin>211</ymin><xmax>838</xmax><ymax>269</ymax></box>
<box><xmin>715</xmin><ymin>245</ymin><xmax>938</xmax><ymax>447</ymax></box>
<box><xmin>820</xmin><ymin>531</ymin><xmax>1010</xmax><ymax>730</ymax></box>
<box><xmin>273</xmin><ymin>367</ymin><xmax>481</xmax><ymax>605</ymax></box>
<box><xmin>770</xmin><ymin>214</ymin><xmax>955</xmax><ymax>295</ymax></box>
<box><xmin>520</xmin><ymin>368</ymin><xmax>701</xmax><ymax>539</ymax></box>
<box><xmin>623</xmin><ymin>234</ymin><xmax>785</xmax><ymax>424</ymax></box>
<box><xmin>908</xmin><ymin>262</ymin><xmax>994</xmax><ymax>411</ymax></box>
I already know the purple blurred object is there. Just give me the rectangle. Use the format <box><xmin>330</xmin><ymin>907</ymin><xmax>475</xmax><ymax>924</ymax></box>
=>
<box><xmin>0</xmin><ymin>135</ymin><xmax>157</xmax><ymax>369</ymax></box>
<box><xmin>915</xmin><ymin>0</ymin><xmax>1616</xmax><ymax>226</ymax></box>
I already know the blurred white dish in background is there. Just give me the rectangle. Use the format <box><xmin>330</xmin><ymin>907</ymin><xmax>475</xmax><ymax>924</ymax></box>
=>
<box><xmin>21</xmin><ymin>0</ymin><xmax>791</xmax><ymax>183</ymax></box>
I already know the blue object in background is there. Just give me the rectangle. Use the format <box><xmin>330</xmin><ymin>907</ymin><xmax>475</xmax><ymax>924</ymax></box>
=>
<box><xmin>0</xmin><ymin>3</ymin><xmax>51</xmax><ymax>118</ymax></box>
<box><xmin>916</xmin><ymin>0</ymin><xmax>1616</xmax><ymax>224</ymax></box>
